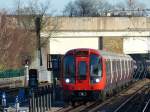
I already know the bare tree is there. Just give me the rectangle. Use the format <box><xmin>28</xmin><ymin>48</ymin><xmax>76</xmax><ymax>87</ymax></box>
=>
<box><xmin>63</xmin><ymin>0</ymin><xmax>112</xmax><ymax>17</ymax></box>
<box><xmin>126</xmin><ymin>0</ymin><xmax>139</xmax><ymax>10</ymax></box>
<box><xmin>14</xmin><ymin>0</ymin><xmax>59</xmax><ymax>46</ymax></box>
<box><xmin>14</xmin><ymin>0</ymin><xmax>59</xmax><ymax>67</ymax></box>
<box><xmin>96</xmin><ymin>0</ymin><xmax>113</xmax><ymax>16</ymax></box>
<box><xmin>0</xmin><ymin>0</ymin><xmax>58</xmax><ymax>69</ymax></box>
<box><xmin>0</xmin><ymin>11</ymin><xmax>36</xmax><ymax>69</ymax></box>
<box><xmin>75</xmin><ymin>0</ymin><xmax>97</xmax><ymax>16</ymax></box>
<box><xmin>63</xmin><ymin>1</ymin><xmax>77</xmax><ymax>17</ymax></box>
<box><xmin>63</xmin><ymin>0</ymin><xmax>146</xmax><ymax>17</ymax></box>
<box><xmin>113</xmin><ymin>0</ymin><xmax>146</xmax><ymax>16</ymax></box>
<box><xmin>14</xmin><ymin>0</ymin><xmax>50</xmax><ymax>30</ymax></box>
<box><xmin>115</xmin><ymin>2</ymin><xmax>126</xmax><ymax>10</ymax></box>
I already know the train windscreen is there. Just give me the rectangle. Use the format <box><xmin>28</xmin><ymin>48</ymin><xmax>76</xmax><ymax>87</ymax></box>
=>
<box><xmin>63</xmin><ymin>55</ymin><xmax>75</xmax><ymax>78</ymax></box>
<box><xmin>90</xmin><ymin>54</ymin><xmax>102</xmax><ymax>77</ymax></box>
<box><xmin>90</xmin><ymin>54</ymin><xmax>102</xmax><ymax>83</ymax></box>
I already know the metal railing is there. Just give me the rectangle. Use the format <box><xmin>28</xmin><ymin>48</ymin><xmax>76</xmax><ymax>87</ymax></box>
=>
<box><xmin>29</xmin><ymin>85</ymin><xmax>52</xmax><ymax>112</ymax></box>
<box><xmin>0</xmin><ymin>68</ymin><xmax>24</xmax><ymax>78</ymax></box>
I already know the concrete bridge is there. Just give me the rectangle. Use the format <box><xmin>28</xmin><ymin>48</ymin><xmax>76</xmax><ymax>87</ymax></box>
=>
<box><xmin>42</xmin><ymin>17</ymin><xmax>150</xmax><ymax>54</ymax></box>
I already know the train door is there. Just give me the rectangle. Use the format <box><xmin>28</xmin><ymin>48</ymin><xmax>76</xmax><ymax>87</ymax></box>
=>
<box><xmin>76</xmin><ymin>57</ymin><xmax>89</xmax><ymax>87</ymax></box>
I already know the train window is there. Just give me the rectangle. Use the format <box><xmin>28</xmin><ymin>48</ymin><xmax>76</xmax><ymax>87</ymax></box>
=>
<box><xmin>118</xmin><ymin>60</ymin><xmax>121</xmax><ymax>77</ymax></box>
<box><xmin>127</xmin><ymin>60</ymin><xmax>130</xmax><ymax>75</ymax></box>
<box><xmin>75</xmin><ymin>51</ymin><xmax>88</xmax><ymax>57</ymax></box>
<box><xmin>128</xmin><ymin>60</ymin><xmax>130</xmax><ymax>73</ymax></box>
<box><xmin>78</xmin><ymin>61</ymin><xmax>87</xmax><ymax>80</ymax></box>
<box><xmin>116</xmin><ymin>61</ymin><xmax>118</xmax><ymax>73</ymax></box>
<box><xmin>113</xmin><ymin>61</ymin><xmax>116</xmax><ymax>73</ymax></box>
<box><xmin>110</xmin><ymin>60</ymin><xmax>113</xmax><ymax>76</ymax></box>
<box><xmin>120</xmin><ymin>60</ymin><xmax>122</xmax><ymax>79</ymax></box>
<box><xmin>115</xmin><ymin>61</ymin><xmax>117</xmax><ymax>74</ymax></box>
<box><xmin>106</xmin><ymin>60</ymin><xmax>110</xmax><ymax>76</ymax></box>
<box><xmin>122</xmin><ymin>61</ymin><xmax>124</xmax><ymax>73</ymax></box>
<box><xmin>106</xmin><ymin>61</ymin><xmax>108</xmax><ymax>75</ymax></box>
<box><xmin>130</xmin><ymin>61</ymin><xmax>132</xmax><ymax>69</ymax></box>
<box><xmin>130</xmin><ymin>60</ymin><xmax>132</xmax><ymax>72</ymax></box>
<box><xmin>63</xmin><ymin>55</ymin><xmax>75</xmax><ymax>77</ymax></box>
<box><xmin>117</xmin><ymin>60</ymin><xmax>120</xmax><ymax>72</ymax></box>
<box><xmin>124</xmin><ymin>60</ymin><xmax>127</xmax><ymax>76</ymax></box>
<box><xmin>108</xmin><ymin>60</ymin><xmax>111</xmax><ymax>75</ymax></box>
<box><xmin>90</xmin><ymin>54</ymin><xmax>102</xmax><ymax>76</ymax></box>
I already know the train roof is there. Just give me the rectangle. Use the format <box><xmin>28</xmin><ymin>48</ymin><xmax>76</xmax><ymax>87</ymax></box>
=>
<box><xmin>99</xmin><ymin>50</ymin><xmax>132</xmax><ymax>60</ymax></box>
<box><xmin>65</xmin><ymin>48</ymin><xmax>133</xmax><ymax>60</ymax></box>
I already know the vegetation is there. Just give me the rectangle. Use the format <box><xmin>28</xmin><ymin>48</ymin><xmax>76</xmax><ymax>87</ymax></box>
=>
<box><xmin>63</xmin><ymin>0</ymin><xmax>146</xmax><ymax>17</ymax></box>
<box><xmin>0</xmin><ymin>11</ymin><xmax>36</xmax><ymax>69</ymax></box>
<box><xmin>0</xmin><ymin>0</ymin><xmax>57</xmax><ymax>69</ymax></box>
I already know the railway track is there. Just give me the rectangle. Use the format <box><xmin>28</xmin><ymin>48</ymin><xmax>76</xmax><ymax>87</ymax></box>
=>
<box><xmin>87</xmin><ymin>80</ymin><xmax>150</xmax><ymax>112</ymax></box>
<box><xmin>113</xmin><ymin>84</ymin><xmax>150</xmax><ymax>112</ymax></box>
<box><xmin>143</xmin><ymin>98</ymin><xmax>150</xmax><ymax>112</ymax></box>
<box><xmin>56</xmin><ymin>102</ymin><xmax>94</xmax><ymax>112</ymax></box>
<box><xmin>54</xmin><ymin>79</ymin><xmax>150</xmax><ymax>112</ymax></box>
<box><xmin>142</xmin><ymin>84</ymin><xmax>150</xmax><ymax>112</ymax></box>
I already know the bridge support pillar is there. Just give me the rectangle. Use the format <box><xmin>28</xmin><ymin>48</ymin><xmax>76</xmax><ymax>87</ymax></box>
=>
<box><xmin>99</xmin><ymin>36</ymin><xmax>103</xmax><ymax>50</ymax></box>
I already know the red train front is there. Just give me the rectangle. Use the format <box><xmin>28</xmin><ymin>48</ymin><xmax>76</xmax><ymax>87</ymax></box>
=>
<box><xmin>61</xmin><ymin>48</ymin><xmax>134</xmax><ymax>103</ymax></box>
<box><xmin>61</xmin><ymin>48</ymin><xmax>106</xmax><ymax>101</ymax></box>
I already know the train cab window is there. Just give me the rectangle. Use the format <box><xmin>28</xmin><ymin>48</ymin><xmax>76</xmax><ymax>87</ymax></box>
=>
<box><xmin>63</xmin><ymin>55</ymin><xmax>75</xmax><ymax>77</ymax></box>
<box><xmin>90</xmin><ymin>54</ymin><xmax>102</xmax><ymax>76</ymax></box>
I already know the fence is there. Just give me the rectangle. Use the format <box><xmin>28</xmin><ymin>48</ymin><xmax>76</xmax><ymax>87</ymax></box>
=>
<box><xmin>0</xmin><ymin>68</ymin><xmax>24</xmax><ymax>78</ymax></box>
<box><xmin>29</xmin><ymin>85</ymin><xmax>52</xmax><ymax>112</ymax></box>
<box><xmin>0</xmin><ymin>88</ymin><xmax>28</xmax><ymax>112</ymax></box>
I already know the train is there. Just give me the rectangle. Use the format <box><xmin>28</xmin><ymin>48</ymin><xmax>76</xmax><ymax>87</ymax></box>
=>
<box><xmin>60</xmin><ymin>48</ymin><xmax>135</xmax><ymax>104</ymax></box>
<box><xmin>145</xmin><ymin>60</ymin><xmax>150</xmax><ymax>78</ymax></box>
<box><xmin>129</xmin><ymin>54</ymin><xmax>150</xmax><ymax>79</ymax></box>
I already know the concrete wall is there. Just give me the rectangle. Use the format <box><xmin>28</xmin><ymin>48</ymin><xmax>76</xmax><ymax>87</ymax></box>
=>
<box><xmin>123</xmin><ymin>37</ymin><xmax>150</xmax><ymax>54</ymax></box>
<box><xmin>45</xmin><ymin>17</ymin><xmax>150</xmax><ymax>31</ymax></box>
<box><xmin>49</xmin><ymin>37</ymin><xmax>99</xmax><ymax>54</ymax></box>
<box><xmin>39</xmin><ymin>17</ymin><xmax>150</xmax><ymax>57</ymax></box>
<box><xmin>44</xmin><ymin>17</ymin><xmax>150</xmax><ymax>54</ymax></box>
<box><xmin>103</xmin><ymin>37</ymin><xmax>123</xmax><ymax>53</ymax></box>
<box><xmin>48</xmin><ymin>36</ymin><xmax>123</xmax><ymax>54</ymax></box>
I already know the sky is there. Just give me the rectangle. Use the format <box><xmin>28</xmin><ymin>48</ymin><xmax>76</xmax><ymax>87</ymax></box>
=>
<box><xmin>0</xmin><ymin>0</ymin><xmax>75</xmax><ymax>14</ymax></box>
<box><xmin>0</xmin><ymin>0</ymin><xmax>150</xmax><ymax>15</ymax></box>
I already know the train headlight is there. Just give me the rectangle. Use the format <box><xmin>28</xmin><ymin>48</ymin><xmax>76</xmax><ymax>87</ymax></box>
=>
<box><xmin>95</xmin><ymin>78</ymin><xmax>100</xmax><ymax>83</ymax></box>
<box><xmin>90</xmin><ymin>76</ymin><xmax>101</xmax><ymax>84</ymax></box>
<box><xmin>65</xmin><ymin>78</ymin><xmax>70</xmax><ymax>83</ymax></box>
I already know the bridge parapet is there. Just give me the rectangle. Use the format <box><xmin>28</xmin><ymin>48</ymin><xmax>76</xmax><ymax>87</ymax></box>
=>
<box><xmin>44</xmin><ymin>17</ymin><xmax>150</xmax><ymax>32</ymax></box>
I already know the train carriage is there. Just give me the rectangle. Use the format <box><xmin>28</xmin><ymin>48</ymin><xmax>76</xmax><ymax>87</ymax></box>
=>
<box><xmin>60</xmin><ymin>48</ymin><xmax>134</xmax><ymax>103</ymax></box>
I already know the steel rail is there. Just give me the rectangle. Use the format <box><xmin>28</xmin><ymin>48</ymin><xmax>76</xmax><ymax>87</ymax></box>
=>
<box><xmin>113</xmin><ymin>85</ymin><xmax>147</xmax><ymax>112</ymax></box>
<box><xmin>88</xmin><ymin>79</ymin><xmax>146</xmax><ymax>112</ymax></box>
<box><xmin>142</xmin><ymin>98</ymin><xmax>150</xmax><ymax>112</ymax></box>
